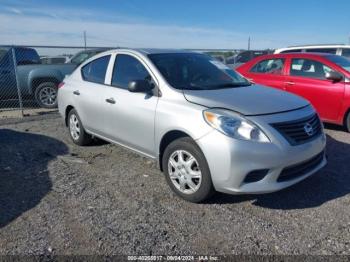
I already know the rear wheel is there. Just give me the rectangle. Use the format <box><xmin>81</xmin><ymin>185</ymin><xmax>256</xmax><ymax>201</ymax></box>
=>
<box><xmin>68</xmin><ymin>109</ymin><xmax>92</xmax><ymax>146</ymax></box>
<box><xmin>162</xmin><ymin>137</ymin><xmax>215</xmax><ymax>203</ymax></box>
<box><xmin>34</xmin><ymin>82</ymin><xmax>58</xmax><ymax>108</ymax></box>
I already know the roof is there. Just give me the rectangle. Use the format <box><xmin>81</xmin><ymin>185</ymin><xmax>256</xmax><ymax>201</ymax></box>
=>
<box><xmin>283</xmin><ymin>52</ymin><xmax>336</xmax><ymax>57</ymax></box>
<box><xmin>134</xmin><ymin>48</ymin><xmax>196</xmax><ymax>55</ymax></box>
<box><xmin>287</xmin><ymin>44</ymin><xmax>349</xmax><ymax>48</ymax></box>
<box><xmin>252</xmin><ymin>52</ymin><xmax>339</xmax><ymax>61</ymax></box>
<box><xmin>275</xmin><ymin>45</ymin><xmax>350</xmax><ymax>54</ymax></box>
<box><xmin>104</xmin><ymin>48</ymin><xmax>196</xmax><ymax>55</ymax></box>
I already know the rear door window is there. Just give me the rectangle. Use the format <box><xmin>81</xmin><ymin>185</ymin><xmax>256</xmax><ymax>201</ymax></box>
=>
<box><xmin>81</xmin><ymin>55</ymin><xmax>111</xmax><ymax>84</ymax></box>
<box><xmin>250</xmin><ymin>58</ymin><xmax>285</xmax><ymax>75</ymax></box>
<box><xmin>290</xmin><ymin>58</ymin><xmax>335</xmax><ymax>80</ymax></box>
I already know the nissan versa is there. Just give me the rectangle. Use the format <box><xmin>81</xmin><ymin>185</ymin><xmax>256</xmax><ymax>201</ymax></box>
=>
<box><xmin>58</xmin><ymin>49</ymin><xmax>327</xmax><ymax>202</ymax></box>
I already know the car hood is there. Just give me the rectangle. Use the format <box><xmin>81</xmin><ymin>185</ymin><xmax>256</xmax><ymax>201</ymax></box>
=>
<box><xmin>183</xmin><ymin>84</ymin><xmax>309</xmax><ymax>116</ymax></box>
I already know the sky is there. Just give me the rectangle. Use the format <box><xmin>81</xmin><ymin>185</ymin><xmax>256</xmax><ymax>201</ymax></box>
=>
<box><xmin>0</xmin><ymin>0</ymin><xmax>349</xmax><ymax>50</ymax></box>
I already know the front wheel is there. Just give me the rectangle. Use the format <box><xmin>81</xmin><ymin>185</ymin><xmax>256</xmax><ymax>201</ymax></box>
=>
<box><xmin>345</xmin><ymin>112</ymin><xmax>350</xmax><ymax>132</ymax></box>
<box><xmin>162</xmin><ymin>137</ymin><xmax>215</xmax><ymax>203</ymax></box>
<box><xmin>34</xmin><ymin>82</ymin><xmax>58</xmax><ymax>108</ymax></box>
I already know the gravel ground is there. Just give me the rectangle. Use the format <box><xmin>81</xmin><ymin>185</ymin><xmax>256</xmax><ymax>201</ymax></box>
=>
<box><xmin>0</xmin><ymin>114</ymin><xmax>349</xmax><ymax>256</ymax></box>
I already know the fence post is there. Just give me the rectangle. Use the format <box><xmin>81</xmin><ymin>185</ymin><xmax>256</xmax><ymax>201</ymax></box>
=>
<box><xmin>11</xmin><ymin>46</ymin><xmax>24</xmax><ymax>117</ymax></box>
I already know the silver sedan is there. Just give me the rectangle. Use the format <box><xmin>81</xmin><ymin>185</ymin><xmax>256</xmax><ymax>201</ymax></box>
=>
<box><xmin>58</xmin><ymin>49</ymin><xmax>327</xmax><ymax>202</ymax></box>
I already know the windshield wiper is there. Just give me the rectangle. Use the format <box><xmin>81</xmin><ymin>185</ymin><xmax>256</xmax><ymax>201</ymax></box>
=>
<box><xmin>177</xmin><ymin>83</ymin><xmax>206</xmax><ymax>90</ymax></box>
<box><xmin>206</xmin><ymin>82</ymin><xmax>252</xmax><ymax>89</ymax></box>
<box><xmin>177</xmin><ymin>82</ymin><xmax>251</xmax><ymax>90</ymax></box>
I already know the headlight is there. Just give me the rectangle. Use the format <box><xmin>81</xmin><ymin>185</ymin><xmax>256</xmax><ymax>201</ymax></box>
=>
<box><xmin>203</xmin><ymin>109</ymin><xmax>270</xmax><ymax>143</ymax></box>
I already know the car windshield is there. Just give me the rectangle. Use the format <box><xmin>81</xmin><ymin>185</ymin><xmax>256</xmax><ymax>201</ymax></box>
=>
<box><xmin>326</xmin><ymin>55</ymin><xmax>350</xmax><ymax>73</ymax></box>
<box><xmin>148</xmin><ymin>53</ymin><xmax>250</xmax><ymax>90</ymax></box>
<box><xmin>71</xmin><ymin>52</ymin><xmax>92</xmax><ymax>64</ymax></box>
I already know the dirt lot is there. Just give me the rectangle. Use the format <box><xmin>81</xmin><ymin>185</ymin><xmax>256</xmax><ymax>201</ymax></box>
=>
<box><xmin>0</xmin><ymin>113</ymin><xmax>349</xmax><ymax>256</ymax></box>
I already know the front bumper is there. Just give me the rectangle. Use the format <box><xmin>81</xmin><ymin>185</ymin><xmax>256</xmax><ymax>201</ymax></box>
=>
<box><xmin>196</xmin><ymin>106</ymin><xmax>327</xmax><ymax>195</ymax></box>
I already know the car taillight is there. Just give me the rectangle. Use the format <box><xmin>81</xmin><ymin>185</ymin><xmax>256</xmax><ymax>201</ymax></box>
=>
<box><xmin>58</xmin><ymin>82</ymin><xmax>65</xmax><ymax>89</ymax></box>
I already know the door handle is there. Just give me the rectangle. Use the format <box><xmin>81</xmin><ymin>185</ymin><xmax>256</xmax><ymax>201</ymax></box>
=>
<box><xmin>285</xmin><ymin>81</ymin><xmax>295</xmax><ymax>86</ymax></box>
<box><xmin>105</xmin><ymin>98</ymin><xmax>116</xmax><ymax>104</ymax></box>
<box><xmin>73</xmin><ymin>90</ymin><xmax>80</xmax><ymax>95</ymax></box>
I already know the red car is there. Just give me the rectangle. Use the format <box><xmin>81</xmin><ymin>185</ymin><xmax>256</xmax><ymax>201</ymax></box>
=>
<box><xmin>236</xmin><ymin>53</ymin><xmax>350</xmax><ymax>131</ymax></box>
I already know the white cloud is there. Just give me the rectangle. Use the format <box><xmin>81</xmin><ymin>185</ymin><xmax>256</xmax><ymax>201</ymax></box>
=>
<box><xmin>0</xmin><ymin>9</ymin><xmax>266</xmax><ymax>49</ymax></box>
<box><xmin>5</xmin><ymin>7</ymin><xmax>22</xmax><ymax>15</ymax></box>
<box><xmin>0</xmin><ymin>4</ymin><xmax>345</xmax><ymax>50</ymax></box>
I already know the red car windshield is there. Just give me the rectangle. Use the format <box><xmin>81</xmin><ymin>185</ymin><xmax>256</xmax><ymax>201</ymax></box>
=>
<box><xmin>326</xmin><ymin>55</ymin><xmax>350</xmax><ymax>73</ymax></box>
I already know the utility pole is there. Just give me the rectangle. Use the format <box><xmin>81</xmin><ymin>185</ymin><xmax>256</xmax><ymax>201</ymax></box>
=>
<box><xmin>248</xmin><ymin>36</ymin><xmax>251</xmax><ymax>50</ymax></box>
<box><xmin>83</xmin><ymin>31</ymin><xmax>87</xmax><ymax>49</ymax></box>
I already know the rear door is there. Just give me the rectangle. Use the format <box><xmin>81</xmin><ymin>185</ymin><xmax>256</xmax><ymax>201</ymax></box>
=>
<box><xmin>100</xmin><ymin>53</ymin><xmax>159</xmax><ymax>157</ymax></box>
<box><xmin>285</xmin><ymin>57</ymin><xmax>345</xmax><ymax>122</ymax></box>
<box><xmin>244</xmin><ymin>57</ymin><xmax>287</xmax><ymax>90</ymax></box>
<box><xmin>73</xmin><ymin>55</ymin><xmax>111</xmax><ymax>133</ymax></box>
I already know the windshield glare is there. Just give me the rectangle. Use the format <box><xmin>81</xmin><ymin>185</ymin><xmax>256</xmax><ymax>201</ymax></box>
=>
<box><xmin>327</xmin><ymin>55</ymin><xmax>350</xmax><ymax>73</ymax></box>
<box><xmin>148</xmin><ymin>53</ymin><xmax>250</xmax><ymax>90</ymax></box>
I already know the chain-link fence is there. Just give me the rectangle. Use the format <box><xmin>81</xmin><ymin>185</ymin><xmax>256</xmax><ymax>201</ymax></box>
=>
<box><xmin>0</xmin><ymin>45</ymin><xmax>118</xmax><ymax>119</ymax></box>
<box><xmin>0</xmin><ymin>45</ymin><xmax>246</xmax><ymax>119</ymax></box>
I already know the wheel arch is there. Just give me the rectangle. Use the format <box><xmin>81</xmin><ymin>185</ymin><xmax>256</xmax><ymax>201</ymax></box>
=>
<box><xmin>343</xmin><ymin>107</ymin><xmax>350</xmax><ymax>130</ymax></box>
<box><xmin>31</xmin><ymin>77</ymin><xmax>60</xmax><ymax>94</ymax></box>
<box><xmin>65</xmin><ymin>105</ymin><xmax>75</xmax><ymax>126</ymax></box>
<box><xmin>158</xmin><ymin>130</ymin><xmax>193</xmax><ymax>171</ymax></box>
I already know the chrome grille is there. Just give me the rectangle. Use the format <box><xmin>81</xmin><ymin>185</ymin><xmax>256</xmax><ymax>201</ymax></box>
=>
<box><xmin>271</xmin><ymin>114</ymin><xmax>322</xmax><ymax>146</ymax></box>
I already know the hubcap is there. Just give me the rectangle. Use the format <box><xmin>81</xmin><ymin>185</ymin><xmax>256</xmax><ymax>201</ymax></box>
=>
<box><xmin>168</xmin><ymin>150</ymin><xmax>202</xmax><ymax>194</ymax></box>
<box><xmin>39</xmin><ymin>86</ymin><xmax>57</xmax><ymax>106</ymax></box>
<box><xmin>69</xmin><ymin>114</ymin><xmax>80</xmax><ymax>140</ymax></box>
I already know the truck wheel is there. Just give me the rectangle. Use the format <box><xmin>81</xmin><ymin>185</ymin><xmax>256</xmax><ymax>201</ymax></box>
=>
<box><xmin>35</xmin><ymin>82</ymin><xmax>58</xmax><ymax>108</ymax></box>
<box><xmin>162</xmin><ymin>137</ymin><xmax>215</xmax><ymax>203</ymax></box>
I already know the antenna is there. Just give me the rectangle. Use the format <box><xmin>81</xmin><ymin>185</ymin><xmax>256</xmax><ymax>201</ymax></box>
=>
<box><xmin>248</xmin><ymin>36</ymin><xmax>251</xmax><ymax>50</ymax></box>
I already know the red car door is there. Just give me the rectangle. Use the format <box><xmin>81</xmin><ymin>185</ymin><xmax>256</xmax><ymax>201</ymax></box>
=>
<box><xmin>241</xmin><ymin>57</ymin><xmax>287</xmax><ymax>91</ymax></box>
<box><xmin>284</xmin><ymin>57</ymin><xmax>345</xmax><ymax>123</ymax></box>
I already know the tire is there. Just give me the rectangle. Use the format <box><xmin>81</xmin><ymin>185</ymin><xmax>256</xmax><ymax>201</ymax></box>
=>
<box><xmin>67</xmin><ymin>109</ymin><xmax>92</xmax><ymax>146</ymax></box>
<box><xmin>34</xmin><ymin>82</ymin><xmax>58</xmax><ymax>109</ymax></box>
<box><xmin>162</xmin><ymin>137</ymin><xmax>215</xmax><ymax>203</ymax></box>
<box><xmin>345</xmin><ymin>112</ymin><xmax>350</xmax><ymax>132</ymax></box>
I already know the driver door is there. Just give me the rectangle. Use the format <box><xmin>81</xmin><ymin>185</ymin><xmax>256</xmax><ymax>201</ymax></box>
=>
<box><xmin>285</xmin><ymin>58</ymin><xmax>345</xmax><ymax>122</ymax></box>
<box><xmin>101</xmin><ymin>53</ymin><xmax>159</xmax><ymax>157</ymax></box>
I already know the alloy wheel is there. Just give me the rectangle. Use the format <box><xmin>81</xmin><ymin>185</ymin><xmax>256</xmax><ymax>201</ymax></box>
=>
<box><xmin>38</xmin><ymin>86</ymin><xmax>57</xmax><ymax>106</ymax></box>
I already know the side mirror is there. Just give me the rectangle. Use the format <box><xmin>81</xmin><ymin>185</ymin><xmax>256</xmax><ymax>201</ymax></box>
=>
<box><xmin>128</xmin><ymin>80</ymin><xmax>154</xmax><ymax>93</ymax></box>
<box><xmin>326</xmin><ymin>71</ymin><xmax>343</xmax><ymax>83</ymax></box>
